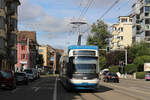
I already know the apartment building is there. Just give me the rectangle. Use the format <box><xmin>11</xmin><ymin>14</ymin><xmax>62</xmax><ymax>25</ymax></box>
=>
<box><xmin>39</xmin><ymin>45</ymin><xmax>53</xmax><ymax>68</ymax></box>
<box><xmin>132</xmin><ymin>0</ymin><xmax>150</xmax><ymax>43</ymax></box>
<box><xmin>15</xmin><ymin>31</ymin><xmax>39</xmax><ymax>71</ymax></box>
<box><xmin>111</xmin><ymin>16</ymin><xmax>133</xmax><ymax>50</ymax></box>
<box><xmin>0</xmin><ymin>0</ymin><xmax>20</xmax><ymax>70</ymax></box>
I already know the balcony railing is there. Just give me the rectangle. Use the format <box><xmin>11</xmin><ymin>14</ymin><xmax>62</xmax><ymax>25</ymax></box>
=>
<box><xmin>145</xmin><ymin>25</ymin><xmax>150</xmax><ymax>30</ymax></box>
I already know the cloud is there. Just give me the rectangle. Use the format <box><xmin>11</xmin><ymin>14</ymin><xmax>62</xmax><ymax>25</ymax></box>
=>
<box><xmin>18</xmin><ymin>0</ymin><xmax>71</xmax><ymax>34</ymax></box>
<box><xmin>18</xmin><ymin>0</ymin><xmax>45</xmax><ymax>21</ymax></box>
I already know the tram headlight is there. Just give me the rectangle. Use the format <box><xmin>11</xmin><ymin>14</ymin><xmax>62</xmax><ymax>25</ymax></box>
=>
<box><xmin>74</xmin><ymin>72</ymin><xmax>78</xmax><ymax>74</ymax></box>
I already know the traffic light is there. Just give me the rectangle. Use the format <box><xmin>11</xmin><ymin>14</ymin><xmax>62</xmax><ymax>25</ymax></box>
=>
<box><xmin>106</xmin><ymin>46</ymin><xmax>110</xmax><ymax>53</ymax></box>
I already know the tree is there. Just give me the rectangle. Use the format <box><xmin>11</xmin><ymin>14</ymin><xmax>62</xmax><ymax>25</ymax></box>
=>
<box><xmin>125</xmin><ymin>64</ymin><xmax>137</xmax><ymax>74</ymax></box>
<box><xmin>99</xmin><ymin>56</ymin><xmax>107</xmax><ymax>70</ymax></box>
<box><xmin>128</xmin><ymin>42</ymin><xmax>150</xmax><ymax>63</ymax></box>
<box><xmin>86</xmin><ymin>20</ymin><xmax>110</xmax><ymax>49</ymax></box>
<box><xmin>134</xmin><ymin>55</ymin><xmax>150</xmax><ymax>72</ymax></box>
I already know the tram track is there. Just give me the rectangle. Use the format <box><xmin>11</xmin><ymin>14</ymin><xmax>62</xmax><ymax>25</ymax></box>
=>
<box><xmin>102</xmin><ymin>83</ymin><xmax>149</xmax><ymax>100</ymax></box>
<box><xmin>92</xmin><ymin>93</ymin><xmax>105</xmax><ymax>100</ymax></box>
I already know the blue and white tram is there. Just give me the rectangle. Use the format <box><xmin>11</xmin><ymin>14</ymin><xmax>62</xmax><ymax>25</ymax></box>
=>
<box><xmin>59</xmin><ymin>45</ymin><xmax>99</xmax><ymax>90</ymax></box>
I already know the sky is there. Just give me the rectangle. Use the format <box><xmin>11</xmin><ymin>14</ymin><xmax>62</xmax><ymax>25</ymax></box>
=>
<box><xmin>18</xmin><ymin>0</ymin><xmax>136</xmax><ymax>49</ymax></box>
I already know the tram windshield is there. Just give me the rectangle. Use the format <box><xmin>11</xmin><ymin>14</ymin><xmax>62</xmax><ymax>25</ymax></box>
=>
<box><xmin>70</xmin><ymin>56</ymin><xmax>98</xmax><ymax>74</ymax></box>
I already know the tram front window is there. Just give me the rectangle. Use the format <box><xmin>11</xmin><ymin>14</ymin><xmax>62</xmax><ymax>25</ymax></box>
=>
<box><xmin>73</xmin><ymin>64</ymin><xmax>96</xmax><ymax>73</ymax></box>
<box><xmin>70</xmin><ymin>56</ymin><xmax>98</xmax><ymax>74</ymax></box>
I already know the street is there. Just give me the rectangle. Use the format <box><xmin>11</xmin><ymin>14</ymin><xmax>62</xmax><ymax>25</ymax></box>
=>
<box><xmin>1</xmin><ymin>76</ymin><xmax>150</xmax><ymax>100</ymax></box>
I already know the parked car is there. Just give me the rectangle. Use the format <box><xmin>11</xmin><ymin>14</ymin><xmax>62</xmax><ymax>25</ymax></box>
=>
<box><xmin>15</xmin><ymin>72</ymin><xmax>28</xmax><ymax>85</ymax></box>
<box><xmin>32</xmin><ymin>68</ymin><xmax>40</xmax><ymax>79</ymax></box>
<box><xmin>0</xmin><ymin>70</ymin><xmax>16</xmax><ymax>89</ymax></box>
<box><xmin>103</xmin><ymin>72</ymin><xmax>119</xmax><ymax>83</ymax></box>
<box><xmin>145</xmin><ymin>72</ymin><xmax>150</xmax><ymax>81</ymax></box>
<box><xmin>23</xmin><ymin>69</ymin><xmax>35</xmax><ymax>81</ymax></box>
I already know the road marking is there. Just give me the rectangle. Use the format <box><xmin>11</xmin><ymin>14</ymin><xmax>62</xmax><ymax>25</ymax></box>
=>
<box><xmin>53</xmin><ymin>77</ymin><xmax>57</xmax><ymax>100</ymax></box>
<box><xmin>32</xmin><ymin>87</ymin><xmax>40</xmax><ymax>92</ymax></box>
<box><xmin>11</xmin><ymin>88</ymin><xmax>18</xmax><ymax>93</ymax></box>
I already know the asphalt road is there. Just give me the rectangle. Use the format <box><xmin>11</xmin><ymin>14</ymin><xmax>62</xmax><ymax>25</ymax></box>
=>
<box><xmin>1</xmin><ymin>76</ymin><xmax>150</xmax><ymax>100</ymax></box>
<box><xmin>0</xmin><ymin>76</ymin><xmax>56</xmax><ymax>100</ymax></box>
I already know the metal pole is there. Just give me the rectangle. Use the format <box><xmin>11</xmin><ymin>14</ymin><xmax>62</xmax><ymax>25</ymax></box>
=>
<box><xmin>77</xmin><ymin>34</ymin><xmax>82</xmax><ymax>45</ymax></box>
<box><xmin>125</xmin><ymin>49</ymin><xmax>127</xmax><ymax>65</ymax></box>
<box><xmin>77</xmin><ymin>24</ymin><xmax>82</xmax><ymax>45</ymax></box>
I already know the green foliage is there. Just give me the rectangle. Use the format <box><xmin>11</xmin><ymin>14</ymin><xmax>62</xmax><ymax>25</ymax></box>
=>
<box><xmin>136</xmin><ymin>72</ymin><xmax>146</xmax><ymax>79</ymax></box>
<box><xmin>128</xmin><ymin>42</ymin><xmax>150</xmax><ymax>63</ymax></box>
<box><xmin>86</xmin><ymin>20</ymin><xmax>110</xmax><ymax>49</ymax></box>
<box><xmin>109</xmin><ymin>65</ymin><xmax>119</xmax><ymax>73</ymax></box>
<box><xmin>99</xmin><ymin>56</ymin><xmax>107</xmax><ymax>70</ymax></box>
<box><xmin>125</xmin><ymin>64</ymin><xmax>137</xmax><ymax>74</ymax></box>
<box><xmin>134</xmin><ymin>56</ymin><xmax>150</xmax><ymax>72</ymax></box>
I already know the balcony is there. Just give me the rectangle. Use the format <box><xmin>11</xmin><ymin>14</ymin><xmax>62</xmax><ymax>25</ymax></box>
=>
<box><xmin>145</xmin><ymin>25</ymin><xmax>150</xmax><ymax>30</ymax></box>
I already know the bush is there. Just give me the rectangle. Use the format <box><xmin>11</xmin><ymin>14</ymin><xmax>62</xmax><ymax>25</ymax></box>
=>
<box><xmin>109</xmin><ymin>65</ymin><xmax>119</xmax><ymax>73</ymax></box>
<box><xmin>125</xmin><ymin>64</ymin><xmax>137</xmax><ymax>74</ymax></box>
<box><xmin>136</xmin><ymin>72</ymin><xmax>146</xmax><ymax>79</ymax></box>
<box><xmin>134</xmin><ymin>56</ymin><xmax>150</xmax><ymax>72</ymax></box>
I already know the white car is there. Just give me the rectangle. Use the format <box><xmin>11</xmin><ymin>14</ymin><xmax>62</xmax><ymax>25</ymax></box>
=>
<box><xmin>23</xmin><ymin>69</ymin><xmax>35</xmax><ymax>81</ymax></box>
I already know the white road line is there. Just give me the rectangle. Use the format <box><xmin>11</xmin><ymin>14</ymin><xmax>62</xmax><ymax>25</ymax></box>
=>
<box><xmin>34</xmin><ymin>87</ymin><xmax>40</xmax><ymax>92</ymax></box>
<box><xmin>32</xmin><ymin>87</ymin><xmax>40</xmax><ymax>92</ymax></box>
<box><xmin>11</xmin><ymin>88</ymin><xmax>18</xmax><ymax>93</ymax></box>
<box><xmin>53</xmin><ymin>77</ymin><xmax>57</xmax><ymax>100</ymax></box>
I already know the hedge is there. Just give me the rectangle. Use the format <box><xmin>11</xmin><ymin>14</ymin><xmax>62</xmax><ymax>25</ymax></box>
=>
<box><xmin>136</xmin><ymin>72</ymin><xmax>146</xmax><ymax>79</ymax></box>
<box><xmin>125</xmin><ymin>64</ymin><xmax>137</xmax><ymax>74</ymax></box>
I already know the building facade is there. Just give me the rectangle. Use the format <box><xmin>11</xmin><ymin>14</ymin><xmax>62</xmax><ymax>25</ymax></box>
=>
<box><xmin>0</xmin><ymin>0</ymin><xmax>20</xmax><ymax>70</ymax></box>
<box><xmin>15</xmin><ymin>31</ymin><xmax>39</xmax><ymax>71</ymax></box>
<box><xmin>39</xmin><ymin>45</ymin><xmax>53</xmax><ymax>68</ymax></box>
<box><xmin>132</xmin><ymin>0</ymin><xmax>150</xmax><ymax>43</ymax></box>
<box><xmin>111</xmin><ymin>16</ymin><xmax>133</xmax><ymax>50</ymax></box>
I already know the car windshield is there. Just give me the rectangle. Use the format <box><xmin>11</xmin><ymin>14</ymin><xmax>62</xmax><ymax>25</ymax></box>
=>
<box><xmin>15</xmin><ymin>73</ymin><xmax>25</xmax><ymax>76</ymax></box>
<box><xmin>0</xmin><ymin>71</ymin><xmax>12</xmax><ymax>78</ymax></box>
<box><xmin>24</xmin><ymin>70</ymin><xmax>33</xmax><ymax>74</ymax></box>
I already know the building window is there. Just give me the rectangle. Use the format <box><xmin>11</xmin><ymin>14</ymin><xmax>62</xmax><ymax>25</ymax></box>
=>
<box><xmin>145</xmin><ymin>0</ymin><xmax>150</xmax><ymax>4</ymax></box>
<box><xmin>0</xmin><ymin>16</ymin><xmax>5</xmax><ymax>29</ymax></box>
<box><xmin>145</xmin><ymin>31</ymin><xmax>150</xmax><ymax>36</ymax></box>
<box><xmin>129</xmin><ymin>19</ymin><xmax>132</xmax><ymax>22</ymax></box>
<box><xmin>120</xmin><ymin>36</ymin><xmax>123</xmax><ymax>40</ymax></box>
<box><xmin>39</xmin><ymin>49</ymin><xmax>43</xmax><ymax>52</ymax></box>
<box><xmin>21</xmin><ymin>46</ymin><xmax>25</xmax><ymax>50</ymax></box>
<box><xmin>0</xmin><ymin>37</ymin><xmax>5</xmax><ymax>49</ymax></box>
<box><xmin>118</xmin><ymin>27</ymin><xmax>123</xmax><ymax>32</ymax></box>
<box><xmin>0</xmin><ymin>0</ymin><xmax>5</xmax><ymax>9</ymax></box>
<box><xmin>145</xmin><ymin>19</ymin><xmax>150</xmax><ymax>24</ymax></box>
<box><xmin>114</xmin><ymin>27</ymin><xmax>117</xmax><ymax>31</ymax></box>
<box><xmin>121</xmin><ymin>18</ymin><xmax>127</xmax><ymax>23</ymax></box>
<box><xmin>145</xmin><ymin>6</ymin><xmax>150</xmax><ymax>13</ymax></box>
<box><xmin>21</xmin><ymin>54</ymin><xmax>26</xmax><ymax>59</ymax></box>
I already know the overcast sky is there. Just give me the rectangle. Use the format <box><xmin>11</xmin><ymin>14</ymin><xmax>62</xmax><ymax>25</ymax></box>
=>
<box><xmin>18</xmin><ymin>0</ymin><xmax>136</xmax><ymax>49</ymax></box>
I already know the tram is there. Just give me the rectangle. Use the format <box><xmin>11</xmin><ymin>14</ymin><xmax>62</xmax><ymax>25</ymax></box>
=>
<box><xmin>59</xmin><ymin>45</ymin><xmax>99</xmax><ymax>90</ymax></box>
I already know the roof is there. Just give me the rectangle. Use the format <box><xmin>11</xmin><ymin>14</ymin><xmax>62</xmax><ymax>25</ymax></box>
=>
<box><xmin>18</xmin><ymin>31</ymin><xmax>37</xmax><ymax>42</ymax></box>
<box><xmin>68</xmin><ymin>45</ymin><xmax>99</xmax><ymax>53</ymax></box>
